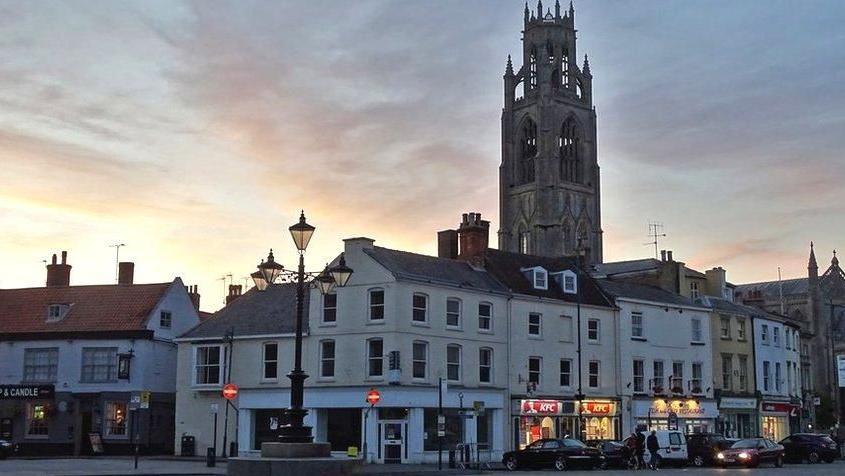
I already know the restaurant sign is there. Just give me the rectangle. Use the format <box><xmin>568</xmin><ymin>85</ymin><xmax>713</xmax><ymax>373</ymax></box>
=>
<box><xmin>521</xmin><ymin>399</ymin><xmax>564</xmax><ymax>415</ymax></box>
<box><xmin>580</xmin><ymin>401</ymin><xmax>617</xmax><ymax>415</ymax></box>
<box><xmin>761</xmin><ymin>402</ymin><xmax>799</xmax><ymax>416</ymax></box>
<box><xmin>0</xmin><ymin>384</ymin><xmax>55</xmax><ymax>400</ymax></box>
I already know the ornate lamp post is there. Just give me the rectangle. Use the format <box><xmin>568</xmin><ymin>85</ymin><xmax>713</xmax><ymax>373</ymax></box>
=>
<box><xmin>252</xmin><ymin>211</ymin><xmax>353</xmax><ymax>443</ymax></box>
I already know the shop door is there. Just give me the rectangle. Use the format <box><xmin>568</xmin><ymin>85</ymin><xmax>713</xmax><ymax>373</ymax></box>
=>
<box><xmin>380</xmin><ymin>421</ymin><xmax>405</xmax><ymax>464</ymax></box>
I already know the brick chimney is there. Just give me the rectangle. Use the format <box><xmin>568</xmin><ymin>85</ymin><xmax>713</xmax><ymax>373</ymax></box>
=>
<box><xmin>705</xmin><ymin>267</ymin><xmax>727</xmax><ymax>298</ymax></box>
<box><xmin>118</xmin><ymin>262</ymin><xmax>134</xmax><ymax>285</ymax></box>
<box><xmin>437</xmin><ymin>229</ymin><xmax>459</xmax><ymax>259</ymax></box>
<box><xmin>457</xmin><ymin>212</ymin><xmax>490</xmax><ymax>265</ymax></box>
<box><xmin>226</xmin><ymin>285</ymin><xmax>243</xmax><ymax>305</ymax></box>
<box><xmin>186</xmin><ymin>285</ymin><xmax>201</xmax><ymax>310</ymax></box>
<box><xmin>46</xmin><ymin>251</ymin><xmax>71</xmax><ymax>287</ymax></box>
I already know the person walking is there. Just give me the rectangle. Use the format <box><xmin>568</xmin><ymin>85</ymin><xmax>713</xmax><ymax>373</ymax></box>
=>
<box><xmin>635</xmin><ymin>429</ymin><xmax>646</xmax><ymax>470</ymax></box>
<box><xmin>646</xmin><ymin>430</ymin><xmax>661</xmax><ymax>470</ymax></box>
<box><xmin>625</xmin><ymin>432</ymin><xmax>639</xmax><ymax>469</ymax></box>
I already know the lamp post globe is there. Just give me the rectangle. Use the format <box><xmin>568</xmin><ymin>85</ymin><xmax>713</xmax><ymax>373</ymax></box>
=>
<box><xmin>329</xmin><ymin>253</ymin><xmax>353</xmax><ymax>288</ymax></box>
<box><xmin>314</xmin><ymin>270</ymin><xmax>336</xmax><ymax>296</ymax></box>
<box><xmin>289</xmin><ymin>211</ymin><xmax>315</xmax><ymax>252</ymax></box>
<box><xmin>258</xmin><ymin>249</ymin><xmax>284</xmax><ymax>286</ymax></box>
<box><xmin>251</xmin><ymin>270</ymin><xmax>269</xmax><ymax>291</ymax></box>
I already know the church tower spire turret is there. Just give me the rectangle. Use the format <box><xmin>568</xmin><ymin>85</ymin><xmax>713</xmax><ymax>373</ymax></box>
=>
<box><xmin>498</xmin><ymin>1</ymin><xmax>602</xmax><ymax>263</ymax></box>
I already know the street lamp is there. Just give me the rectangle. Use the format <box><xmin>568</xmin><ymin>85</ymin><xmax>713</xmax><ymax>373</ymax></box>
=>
<box><xmin>251</xmin><ymin>211</ymin><xmax>353</xmax><ymax>444</ymax></box>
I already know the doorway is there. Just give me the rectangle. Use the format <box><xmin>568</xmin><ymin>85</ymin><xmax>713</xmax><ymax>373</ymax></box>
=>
<box><xmin>380</xmin><ymin>421</ymin><xmax>405</xmax><ymax>464</ymax></box>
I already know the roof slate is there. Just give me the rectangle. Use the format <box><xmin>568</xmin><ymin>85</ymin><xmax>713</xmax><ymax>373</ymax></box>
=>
<box><xmin>591</xmin><ymin>259</ymin><xmax>661</xmax><ymax>277</ymax></box>
<box><xmin>598</xmin><ymin>279</ymin><xmax>702</xmax><ymax>308</ymax></box>
<box><xmin>734</xmin><ymin>278</ymin><xmax>810</xmax><ymax>298</ymax></box>
<box><xmin>364</xmin><ymin>247</ymin><xmax>507</xmax><ymax>293</ymax></box>
<box><xmin>180</xmin><ymin>283</ymin><xmax>305</xmax><ymax>339</ymax></box>
<box><xmin>0</xmin><ymin>283</ymin><xmax>171</xmax><ymax>334</ymax></box>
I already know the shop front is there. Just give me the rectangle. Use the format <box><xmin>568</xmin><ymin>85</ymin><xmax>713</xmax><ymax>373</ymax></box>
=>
<box><xmin>760</xmin><ymin>401</ymin><xmax>799</xmax><ymax>442</ymax></box>
<box><xmin>717</xmin><ymin>397</ymin><xmax>758</xmax><ymax>438</ymax></box>
<box><xmin>633</xmin><ymin>398</ymin><xmax>718</xmax><ymax>434</ymax></box>
<box><xmin>513</xmin><ymin>398</ymin><xmax>620</xmax><ymax>448</ymax></box>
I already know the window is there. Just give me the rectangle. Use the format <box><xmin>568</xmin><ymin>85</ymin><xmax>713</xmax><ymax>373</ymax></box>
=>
<box><xmin>785</xmin><ymin>329</ymin><xmax>791</xmax><ymax>350</ymax></box>
<box><xmin>559</xmin><ymin>359</ymin><xmax>572</xmax><ymax>387</ymax></box>
<box><xmin>411</xmin><ymin>293</ymin><xmax>427</xmax><ymax>323</ymax></box>
<box><xmin>633</xmin><ymin>359</ymin><xmax>645</xmax><ymax>393</ymax></box>
<box><xmin>671</xmin><ymin>361</ymin><xmax>684</xmax><ymax>391</ymax></box>
<box><xmin>194</xmin><ymin>346</ymin><xmax>223</xmax><ymax>385</ymax></box>
<box><xmin>478</xmin><ymin>302</ymin><xmax>492</xmax><ymax>331</ymax></box>
<box><xmin>412</xmin><ymin>341</ymin><xmax>427</xmax><ymax>379</ymax></box>
<box><xmin>775</xmin><ymin>363</ymin><xmax>782</xmax><ymax>392</ymax></box>
<box><xmin>533</xmin><ymin>269</ymin><xmax>548</xmax><ymax>289</ymax></box>
<box><xmin>159</xmin><ymin>311</ymin><xmax>172</xmax><ymax>328</ymax></box>
<box><xmin>23</xmin><ymin>348</ymin><xmax>58</xmax><ymax>383</ymax></box>
<box><xmin>263</xmin><ymin>342</ymin><xmax>278</xmax><ymax>380</ymax></box>
<box><xmin>738</xmin><ymin>355</ymin><xmax>748</xmax><ymax>391</ymax></box>
<box><xmin>653</xmin><ymin>360</ymin><xmax>664</xmax><ymax>390</ymax></box>
<box><xmin>631</xmin><ymin>312</ymin><xmax>643</xmax><ymax>338</ymax></box>
<box><xmin>367</xmin><ymin>339</ymin><xmax>383</xmax><ymax>377</ymax></box>
<box><xmin>722</xmin><ymin>354</ymin><xmax>733</xmax><ymax>391</ymax></box>
<box><xmin>528</xmin><ymin>45</ymin><xmax>538</xmax><ymax>89</ymax></box>
<box><xmin>26</xmin><ymin>403</ymin><xmax>48</xmax><ymax>437</ymax></box>
<box><xmin>446</xmin><ymin>344</ymin><xmax>461</xmax><ymax>381</ymax></box>
<box><xmin>587</xmin><ymin>319</ymin><xmax>600</xmax><ymax>342</ymax></box>
<box><xmin>559</xmin><ymin>117</ymin><xmax>582</xmax><ymax>183</ymax></box>
<box><xmin>761</xmin><ymin>325</ymin><xmax>769</xmax><ymax>344</ymax></box>
<box><xmin>588</xmin><ymin>361</ymin><xmax>600</xmax><ymax>388</ymax></box>
<box><xmin>46</xmin><ymin>303</ymin><xmax>69</xmax><ymax>322</ymax></box>
<box><xmin>519</xmin><ymin>230</ymin><xmax>531</xmax><ymax>254</ymax></box>
<box><xmin>689</xmin><ymin>282</ymin><xmax>700</xmax><ymax>299</ymax></box>
<box><xmin>787</xmin><ymin>364</ymin><xmax>792</xmax><ymax>394</ymax></box>
<box><xmin>763</xmin><ymin>361</ymin><xmax>770</xmax><ymax>391</ymax></box>
<box><xmin>720</xmin><ymin>317</ymin><xmax>731</xmax><ymax>339</ymax></box>
<box><xmin>81</xmin><ymin>347</ymin><xmax>118</xmax><ymax>383</ymax></box>
<box><xmin>446</xmin><ymin>298</ymin><xmax>462</xmax><ymax>328</ymax></box>
<box><xmin>368</xmin><ymin>289</ymin><xmax>384</xmax><ymax>321</ymax></box>
<box><xmin>322</xmin><ymin>293</ymin><xmax>337</xmax><ymax>323</ymax></box>
<box><xmin>737</xmin><ymin>319</ymin><xmax>746</xmax><ymax>340</ymax></box>
<box><xmin>692</xmin><ymin>362</ymin><xmax>702</xmax><ymax>392</ymax></box>
<box><xmin>528</xmin><ymin>357</ymin><xmax>541</xmax><ymax>384</ymax></box>
<box><xmin>518</xmin><ymin>119</ymin><xmax>538</xmax><ymax>184</ymax></box>
<box><xmin>528</xmin><ymin>313</ymin><xmax>542</xmax><ymax>337</ymax></box>
<box><xmin>692</xmin><ymin>318</ymin><xmax>703</xmax><ymax>342</ymax></box>
<box><xmin>773</xmin><ymin>327</ymin><xmax>780</xmax><ymax>347</ymax></box>
<box><xmin>560</xmin><ymin>315</ymin><xmax>573</xmax><ymax>342</ymax></box>
<box><xmin>104</xmin><ymin>401</ymin><xmax>127</xmax><ymax>437</ymax></box>
<box><xmin>561</xmin><ymin>271</ymin><xmax>577</xmax><ymax>294</ymax></box>
<box><xmin>479</xmin><ymin>348</ymin><xmax>493</xmax><ymax>384</ymax></box>
<box><xmin>319</xmin><ymin>340</ymin><xmax>335</xmax><ymax>378</ymax></box>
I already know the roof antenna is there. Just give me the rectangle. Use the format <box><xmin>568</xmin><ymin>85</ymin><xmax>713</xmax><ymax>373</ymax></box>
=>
<box><xmin>109</xmin><ymin>243</ymin><xmax>126</xmax><ymax>284</ymax></box>
<box><xmin>643</xmin><ymin>222</ymin><xmax>666</xmax><ymax>259</ymax></box>
<box><xmin>777</xmin><ymin>267</ymin><xmax>784</xmax><ymax>315</ymax></box>
<box><xmin>219</xmin><ymin>273</ymin><xmax>233</xmax><ymax>306</ymax></box>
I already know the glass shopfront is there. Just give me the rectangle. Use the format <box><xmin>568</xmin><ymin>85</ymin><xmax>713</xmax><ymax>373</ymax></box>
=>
<box><xmin>513</xmin><ymin>399</ymin><xmax>619</xmax><ymax>448</ymax></box>
<box><xmin>760</xmin><ymin>402</ymin><xmax>799</xmax><ymax>442</ymax></box>
<box><xmin>633</xmin><ymin>399</ymin><xmax>718</xmax><ymax>434</ymax></box>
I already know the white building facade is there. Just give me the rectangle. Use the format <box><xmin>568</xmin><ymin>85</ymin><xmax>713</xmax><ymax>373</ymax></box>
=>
<box><xmin>753</xmin><ymin>315</ymin><xmax>802</xmax><ymax>441</ymax></box>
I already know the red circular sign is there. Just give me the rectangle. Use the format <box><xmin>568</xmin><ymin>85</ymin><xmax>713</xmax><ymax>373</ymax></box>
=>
<box><xmin>222</xmin><ymin>383</ymin><xmax>239</xmax><ymax>400</ymax></box>
<box><xmin>366</xmin><ymin>388</ymin><xmax>380</xmax><ymax>405</ymax></box>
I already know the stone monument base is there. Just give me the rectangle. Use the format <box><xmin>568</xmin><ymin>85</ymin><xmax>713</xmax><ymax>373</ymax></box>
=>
<box><xmin>227</xmin><ymin>443</ymin><xmax>361</xmax><ymax>476</ymax></box>
<box><xmin>261</xmin><ymin>442</ymin><xmax>331</xmax><ymax>458</ymax></box>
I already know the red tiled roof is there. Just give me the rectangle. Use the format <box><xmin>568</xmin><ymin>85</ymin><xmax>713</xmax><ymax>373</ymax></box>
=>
<box><xmin>0</xmin><ymin>282</ymin><xmax>172</xmax><ymax>334</ymax></box>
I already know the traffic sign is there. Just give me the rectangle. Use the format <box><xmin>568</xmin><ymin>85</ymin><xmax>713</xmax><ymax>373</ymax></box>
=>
<box><xmin>140</xmin><ymin>391</ymin><xmax>150</xmax><ymax>409</ymax></box>
<box><xmin>366</xmin><ymin>388</ymin><xmax>381</xmax><ymax>405</ymax></box>
<box><xmin>473</xmin><ymin>400</ymin><xmax>485</xmax><ymax>416</ymax></box>
<box><xmin>222</xmin><ymin>383</ymin><xmax>239</xmax><ymax>400</ymax></box>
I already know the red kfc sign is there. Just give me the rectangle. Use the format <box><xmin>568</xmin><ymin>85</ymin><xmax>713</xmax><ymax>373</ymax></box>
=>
<box><xmin>581</xmin><ymin>401</ymin><xmax>616</xmax><ymax>415</ymax></box>
<box><xmin>761</xmin><ymin>402</ymin><xmax>799</xmax><ymax>416</ymax></box>
<box><xmin>521</xmin><ymin>399</ymin><xmax>563</xmax><ymax>415</ymax></box>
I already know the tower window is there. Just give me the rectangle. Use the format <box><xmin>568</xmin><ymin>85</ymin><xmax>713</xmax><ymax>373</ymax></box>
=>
<box><xmin>517</xmin><ymin>118</ymin><xmax>537</xmax><ymax>184</ymax></box>
<box><xmin>519</xmin><ymin>231</ymin><xmax>531</xmax><ymax>254</ymax></box>
<box><xmin>546</xmin><ymin>40</ymin><xmax>554</xmax><ymax>63</ymax></box>
<box><xmin>561</xmin><ymin>48</ymin><xmax>569</xmax><ymax>87</ymax></box>
<box><xmin>528</xmin><ymin>45</ymin><xmax>538</xmax><ymax>90</ymax></box>
<box><xmin>558</xmin><ymin>117</ymin><xmax>581</xmax><ymax>183</ymax></box>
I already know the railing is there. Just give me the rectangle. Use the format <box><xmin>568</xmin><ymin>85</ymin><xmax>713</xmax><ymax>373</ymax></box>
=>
<box><xmin>454</xmin><ymin>443</ymin><xmax>493</xmax><ymax>470</ymax></box>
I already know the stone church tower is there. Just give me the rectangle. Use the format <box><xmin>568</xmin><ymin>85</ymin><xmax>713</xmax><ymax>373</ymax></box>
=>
<box><xmin>498</xmin><ymin>1</ymin><xmax>603</xmax><ymax>264</ymax></box>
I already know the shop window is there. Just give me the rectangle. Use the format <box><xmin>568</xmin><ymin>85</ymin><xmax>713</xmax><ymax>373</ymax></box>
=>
<box><xmin>326</xmin><ymin>408</ymin><xmax>362</xmax><ymax>451</ymax></box>
<box><xmin>367</xmin><ymin>339</ymin><xmax>383</xmax><ymax>378</ymax></box>
<box><xmin>424</xmin><ymin>408</ymin><xmax>461</xmax><ymax>450</ymax></box>
<box><xmin>322</xmin><ymin>293</ymin><xmax>337</xmax><ymax>323</ymax></box>
<box><xmin>528</xmin><ymin>313</ymin><xmax>542</xmax><ymax>336</ymax></box>
<box><xmin>412</xmin><ymin>341</ymin><xmax>427</xmax><ymax>379</ymax></box>
<box><xmin>81</xmin><ymin>347</ymin><xmax>118</xmax><ymax>383</ymax></box>
<box><xmin>479</xmin><ymin>348</ymin><xmax>493</xmax><ymax>384</ymax></box>
<box><xmin>320</xmin><ymin>340</ymin><xmax>335</xmax><ymax>378</ymax></box>
<box><xmin>588</xmin><ymin>360</ymin><xmax>600</xmax><ymax>388</ymax></box>
<box><xmin>587</xmin><ymin>319</ymin><xmax>600</xmax><ymax>342</ymax></box>
<box><xmin>412</xmin><ymin>293</ymin><xmax>428</xmax><ymax>323</ymax></box>
<box><xmin>368</xmin><ymin>288</ymin><xmax>385</xmax><ymax>321</ymax></box>
<box><xmin>446</xmin><ymin>344</ymin><xmax>461</xmax><ymax>381</ymax></box>
<box><xmin>263</xmin><ymin>342</ymin><xmax>278</xmax><ymax>380</ymax></box>
<box><xmin>478</xmin><ymin>302</ymin><xmax>492</xmax><ymax>331</ymax></box>
<box><xmin>104</xmin><ymin>401</ymin><xmax>128</xmax><ymax>437</ymax></box>
<box><xmin>476</xmin><ymin>412</ymin><xmax>492</xmax><ymax>450</ymax></box>
<box><xmin>584</xmin><ymin>416</ymin><xmax>615</xmax><ymax>441</ymax></box>
<box><xmin>446</xmin><ymin>298</ymin><xmax>462</xmax><ymax>328</ymax></box>
<box><xmin>23</xmin><ymin>348</ymin><xmax>58</xmax><ymax>383</ymax></box>
<box><xmin>26</xmin><ymin>403</ymin><xmax>49</xmax><ymax>438</ymax></box>
<box><xmin>194</xmin><ymin>345</ymin><xmax>223</xmax><ymax>385</ymax></box>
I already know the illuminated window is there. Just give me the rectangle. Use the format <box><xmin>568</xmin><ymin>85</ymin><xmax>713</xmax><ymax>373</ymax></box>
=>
<box><xmin>104</xmin><ymin>401</ymin><xmax>127</xmax><ymax>437</ymax></box>
<box><xmin>26</xmin><ymin>403</ymin><xmax>49</xmax><ymax>437</ymax></box>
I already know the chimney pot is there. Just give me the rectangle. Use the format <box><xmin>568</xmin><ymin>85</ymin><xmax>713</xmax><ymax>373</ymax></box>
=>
<box><xmin>61</xmin><ymin>251</ymin><xmax>67</xmax><ymax>264</ymax></box>
<box><xmin>46</xmin><ymin>251</ymin><xmax>71</xmax><ymax>287</ymax></box>
<box><xmin>456</xmin><ymin>212</ymin><xmax>490</xmax><ymax>265</ymax></box>
<box><xmin>660</xmin><ymin>250</ymin><xmax>666</xmax><ymax>261</ymax></box>
<box><xmin>667</xmin><ymin>250</ymin><xmax>673</xmax><ymax>262</ymax></box>
<box><xmin>118</xmin><ymin>262</ymin><xmax>134</xmax><ymax>285</ymax></box>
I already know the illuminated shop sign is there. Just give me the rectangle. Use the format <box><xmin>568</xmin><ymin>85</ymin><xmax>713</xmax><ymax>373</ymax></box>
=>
<box><xmin>0</xmin><ymin>385</ymin><xmax>55</xmax><ymax>400</ymax></box>
<box><xmin>521</xmin><ymin>399</ymin><xmax>564</xmax><ymax>415</ymax></box>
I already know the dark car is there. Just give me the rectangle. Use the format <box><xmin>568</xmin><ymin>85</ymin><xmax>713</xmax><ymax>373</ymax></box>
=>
<box><xmin>503</xmin><ymin>438</ymin><xmax>605</xmax><ymax>471</ymax></box>
<box><xmin>780</xmin><ymin>433</ymin><xmax>839</xmax><ymax>464</ymax></box>
<box><xmin>0</xmin><ymin>439</ymin><xmax>11</xmax><ymax>459</ymax></box>
<box><xmin>686</xmin><ymin>433</ymin><xmax>732</xmax><ymax>467</ymax></box>
<box><xmin>716</xmin><ymin>437</ymin><xmax>784</xmax><ymax>468</ymax></box>
<box><xmin>587</xmin><ymin>440</ymin><xmax>634</xmax><ymax>469</ymax></box>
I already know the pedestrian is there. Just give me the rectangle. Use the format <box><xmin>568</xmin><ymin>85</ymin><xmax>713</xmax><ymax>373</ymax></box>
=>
<box><xmin>625</xmin><ymin>432</ymin><xmax>639</xmax><ymax>469</ymax></box>
<box><xmin>636</xmin><ymin>429</ymin><xmax>646</xmax><ymax>470</ymax></box>
<box><xmin>646</xmin><ymin>430</ymin><xmax>661</xmax><ymax>470</ymax></box>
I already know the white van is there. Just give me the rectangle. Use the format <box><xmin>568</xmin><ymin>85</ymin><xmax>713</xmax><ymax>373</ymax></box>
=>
<box><xmin>640</xmin><ymin>430</ymin><xmax>688</xmax><ymax>466</ymax></box>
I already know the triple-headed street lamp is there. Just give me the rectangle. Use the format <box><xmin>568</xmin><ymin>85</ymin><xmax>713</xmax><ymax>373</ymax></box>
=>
<box><xmin>251</xmin><ymin>211</ymin><xmax>353</xmax><ymax>443</ymax></box>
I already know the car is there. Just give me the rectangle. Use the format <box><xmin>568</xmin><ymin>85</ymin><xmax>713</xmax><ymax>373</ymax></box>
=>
<box><xmin>0</xmin><ymin>439</ymin><xmax>11</xmax><ymax>460</ymax></box>
<box><xmin>587</xmin><ymin>440</ymin><xmax>634</xmax><ymax>469</ymax></box>
<box><xmin>685</xmin><ymin>432</ymin><xmax>733</xmax><ymax>467</ymax></box>
<box><xmin>502</xmin><ymin>438</ymin><xmax>605</xmax><ymax>471</ymax></box>
<box><xmin>622</xmin><ymin>430</ymin><xmax>689</xmax><ymax>467</ymax></box>
<box><xmin>780</xmin><ymin>433</ymin><xmax>839</xmax><ymax>464</ymax></box>
<box><xmin>716</xmin><ymin>437</ymin><xmax>784</xmax><ymax>468</ymax></box>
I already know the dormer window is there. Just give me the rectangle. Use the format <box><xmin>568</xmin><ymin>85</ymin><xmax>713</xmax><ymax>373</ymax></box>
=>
<box><xmin>552</xmin><ymin>270</ymin><xmax>578</xmax><ymax>294</ymax></box>
<box><xmin>46</xmin><ymin>304</ymin><xmax>69</xmax><ymax>323</ymax></box>
<box><xmin>522</xmin><ymin>266</ymin><xmax>548</xmax><ymax>290</ymax></box>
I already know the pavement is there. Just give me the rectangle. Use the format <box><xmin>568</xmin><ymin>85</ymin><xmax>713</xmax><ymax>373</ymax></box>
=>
<box><xmin>0</xmin><ymin>457</ymin><xmax>842</xmax><ymax>475</ymax></box>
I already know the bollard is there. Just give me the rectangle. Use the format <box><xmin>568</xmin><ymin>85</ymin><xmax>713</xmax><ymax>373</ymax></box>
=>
<box><xmin>206</xmin><ymin>447</ymin><xmax>216</xmax><ymax>467</ymax></box>
<box><xmin>448</xmin><ymin>449</ymin><xmax>456</xmax><ymax>468</ymax></box>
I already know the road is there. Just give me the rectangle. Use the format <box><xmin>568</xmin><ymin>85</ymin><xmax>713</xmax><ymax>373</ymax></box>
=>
<box><xmin>500</xmin><ymin>460</ymin><xmax>844</xmax><ymax>475</ymax></box>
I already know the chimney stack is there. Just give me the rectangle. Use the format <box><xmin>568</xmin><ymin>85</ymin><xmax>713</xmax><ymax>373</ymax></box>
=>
<box><xmin>437</xmin><ymin>229</ymin><xmax>459</xmax><ymax>259</ymax></box>
<box><xmin>666</xmin><ymin>250</ymin><xmax>673</xmax><ymax>262</ymax></box>
<box><xmin>117</xmin><ymin>262</ymin><xmax>135</xmax><ymax>285</ymax></box>
<box><xmin>705</xmin><ymin>267</ymin><xmax>727</xmax><ymax>298</ymax></box>
<box><xmin>660</xmin><ymin>250</ymin><xmax>667</xmax><ymax>261</ymax></box>
<box><xmin>186</xmin><ymin>285</ymin><xmax>201</xmax><ymax>310</ymax></box>
<box><xmin>46</xmin><ymin>251</ymin><xmax>72</xmax><ymax>287</ymax></box>
<box><xmin>226</xmin><ymin>285</ymin><xmax>243</xmax><ymax>305</ymax></box>
<box><xmin>457</xmin><ymin>212</ymin><xmax>490</xmax><ymax>265</ymax></box>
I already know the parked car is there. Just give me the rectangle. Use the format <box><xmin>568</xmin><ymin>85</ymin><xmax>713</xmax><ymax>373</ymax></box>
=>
<box><xmin>586</xmin><ymin>440</ymin><xmax>634</xmax><ymax>469</ymax></box>
<box><xmin>503</xmin><ymin>438</ymin><xmax>605</xmax><ymax>471</ymax></box>
<box><xmin>686</xmin><ymin>433</ymin><xmax>733</xmax><ymax>467</ymax></box>
<box><xmin>622</xmin><ymin>430</ymin><xmax>688</xmax><ymax>467</ymax></box>
<box><xmin>0</xmin><ymin>439</ymin><xmax>11</xmax><ymax>459</ymax></box>
<box><xmin>780</xmin><ymin>433</ymin><xmax>839</xmax><ymax>464</ymax></box>
<box><xmin>716</xmin><ymin>437</ymin><xmax>784</xmax><ymax>468</ymax></box>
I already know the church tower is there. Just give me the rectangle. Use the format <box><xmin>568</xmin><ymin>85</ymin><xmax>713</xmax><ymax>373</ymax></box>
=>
<box><xmin>498</xmin><ymin>1</ymin><xmax>603</xmax><ymax>264</ymax></box>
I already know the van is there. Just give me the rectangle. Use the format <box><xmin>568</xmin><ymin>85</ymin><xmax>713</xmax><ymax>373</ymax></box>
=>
<box><xmin>639</xmin><ymin>430</ymin><xmax>688</xmax><ymax>466</ymax></box>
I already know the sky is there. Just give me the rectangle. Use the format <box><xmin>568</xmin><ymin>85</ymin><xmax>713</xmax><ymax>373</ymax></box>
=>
<box><xmin>1</xmin><ymin>0</ymin><xmax>844</xmax><ymax>311</ymax></box>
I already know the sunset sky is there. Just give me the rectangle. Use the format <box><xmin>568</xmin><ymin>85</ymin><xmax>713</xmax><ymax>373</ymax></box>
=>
<box><xmin>1</xmin><ymin>0</ymin><xmax>844</xmax><ymax>311</ymax></box>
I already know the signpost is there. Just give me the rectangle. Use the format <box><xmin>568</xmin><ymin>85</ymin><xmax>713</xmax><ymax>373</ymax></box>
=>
<box><xmin>667</xmin><ymin>411</ymin><xmax>678</xmax><ymax>431</ymax></box>
<box><xmin>363</xmin><ymin>388</ymin><xmax>379</xmax><ymax>464</ymax></box>
<box><xmin>222</xmin><ymin>383</ymin><xmax>239</xmax><ymax>401</ymax></box>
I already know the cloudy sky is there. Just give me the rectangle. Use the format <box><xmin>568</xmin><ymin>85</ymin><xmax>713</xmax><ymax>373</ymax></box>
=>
<box><xmin>1</xmin><ymin>0</ymin><xmax>843</xmax><ymax>310</ymax></box>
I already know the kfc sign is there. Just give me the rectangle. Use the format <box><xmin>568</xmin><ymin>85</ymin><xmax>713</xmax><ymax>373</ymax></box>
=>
<box><xmin>761</xmin><ymin>402</ymin><xmax>799</xmax><ymax>416</ymax></box>
<box><xmin>581</xmin><ymin>401</ymin><xmax>616</xmax><ymax>415</ymax></box>
<box><xmin>521</xmin><ymin>399</ymin><xmax>563</xmax><ymax>415</ymax></box>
